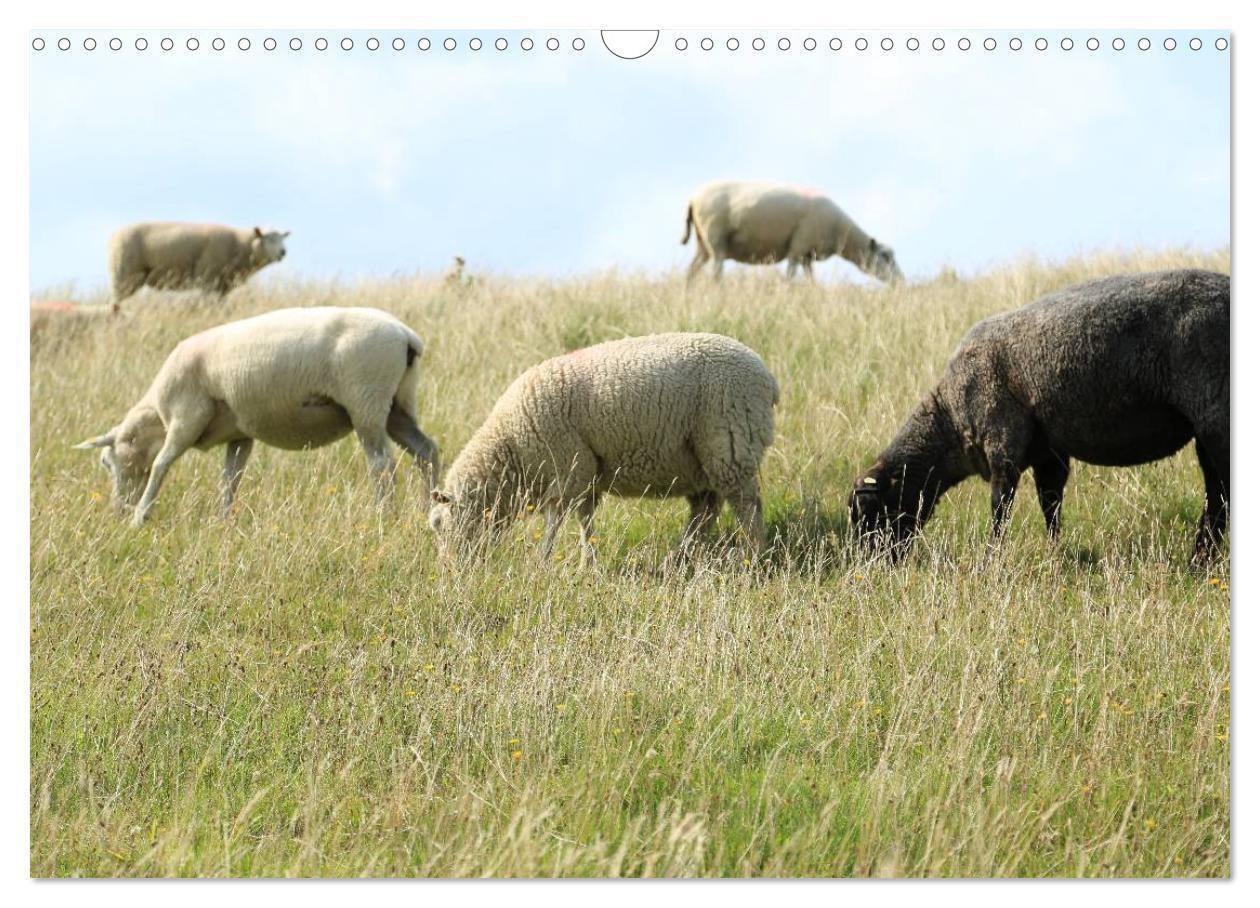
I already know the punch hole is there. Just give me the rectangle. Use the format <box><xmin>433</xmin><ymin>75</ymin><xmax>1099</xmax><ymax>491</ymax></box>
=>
<box><xmin>366</xmin><ymin>38</ymin><xmax>380</xmax><ymax>51</ymax></box>
<box><xmin>470</xmin><ymin>38</ymin><xmax>483</xmax><ymax>50</ymax></box>
<box><xmin>803</xmin><ymin>37</ymin><xmax>816</xmax><ymax>50</ymax></box>
<box><xmin>701</xmin><ymin>37</ymin><xmax>714</xmax><ymax>51</ymax></box>
<box><xmin>829</xmin><ymin>38</ymin><xmax>841</xmax><ymax>50</ymax></box>
<box><xmin>290</xmin><ymin>38</ymin><xmax>302</xmax><ymax>51</ymax></box>
<box><xmin>958</xmin><ymin>37</ymin><xmax>971</xmax><ymax>50</ymax></box>
<box><xmin>1009</xmin><ymin>37</ymin><xmax>1022</xmax><ymax>51</ymax></box>
<box><xmin>418</xmin><ymin>38</ymin><xmax>431</xmax><ymax>50</ymax></box>
<box><xmin>31</xmin><ymin>37</ymin><xmax>45</xmax><ymax>51</ymax></box>
<box><xmin>931</xmin><ymin>37</ymin><xmax>944</xmax><ymax>51</ymax></box>
<box><xmin>496</xmin><ymin>38</ymin><xmax>508</xmax><ymax>50</ymax></box>
<box><xmin>161</xmin><ymin>37</ymin><xmax>173</xmax><ymax>51</ymax></box>
<box><xmin>752</xmin><ymin>37</ymin><xmax>765</xmax><ymax>51</ymax></box>
<box><xmin>880</xmin><ymin>37</ymin><xmax>893</xmax><ymax>51</ymax></box>
<box><xmin>546</xmin><ymin>37</ymin><xmax>559</xmax><ymax>51</ymax></box>
<box><xmin>110</xmin><ymin>37</ymin><xmax>123</xmax><ymax>51</ymax></box>
<box><xmin>855</xmin><ymin>38</ymin><xmax>868</xmax><ymax>51</ymax></box>
<box><xmin>264</xmin><ymin>38</ymin><xmax>277</xmax><ymax>51</ymax></box>
<box><xmin>1189</xmin><ymin>38</ymin><xmax>1202</xmax><ymax>51</ymax></box>
<box><xmin>212</xmin><ymin>37</ymin><xmax>225</xmax><ymax>51</ymax></box>
<box><xmin>1215</xmin><ymin>38</ymin><xmax>1227</xmax><ymax>50</ymax></box>
<box><xmin>137</xmin><ymin>38</ymin><xmax>148</xmax><ymax>51</ymax></box>
<box><xmin>521</xmin><ymin>38</ymin><xmax>533</xmax><ymax>51</ymax></box>
<box><xmin>599</xmin><ymin>30</ymin><xmax>660</xmax><ymax>58</ymax></box>
<box><xmin>1137</xmin><ymin>38</ymin><xmax>1150</xmax><ymax>51</ymax></box>
<box><xmin>778</xmin><ymin>38</ymin><xmax>790</xmax><ymax>50</ymax></box>
<box><xmin>573</xmin><ymin>38</ymin><xmax>585</xmax><ymax>51</ymax></box>
<box><xmin>187</xmin><ymin>38</ymin><xmax>199</xmax><ymax>51</ymax></box>
<box><xmin>1112</xmin><ymin>38</ymin><xmax>1124</xmax><ymax>50</ymax></box>
<box><xmin>906</xmin><ymin>38</ymin><xmax>919</xmax><ymax>51</ymax></box>
<box><xmin>57</xmin><ymin>37</ymin><xmax>70</xmax><ymax>51</ymax></box>
<box><xmin>983</xmin><ymin>37</ymin><xmax>997</xmax><ymax>51</ymax></box>
<box><xmin>675</xmin><ymin>38</ymin><xmax>687</xmax><ymax>51</ymax></box>
<box><xmin>443</xmin><ymin>38</ymin><xmax>456</xmax><ymax>51</ymax></box>
<box><xmin>341</xmin><ymin>38</ymin><xmax>353</xmax><ymax>51</ymax></box>
<box><xmin>1061</xmin><ymin>38</ymin><xmax>1073</xmax><ymax>51</ymax></box>
<box><xmin>1164</xmin><ymin>38</ymin><xmax>1176</xmax><ymax>51</ymax></box>
<box><xmin>315</xmin><ymin>37</ymin><xmax>328</xmax><ymax>51</ymax></box>
<box><xmin>727</xmin><ymin>38</ymin><xmax>739</xmax><ymax>51</ymax></box>
<box><xmin>84</xmin><ymin>37</ymin><xmax>96</xmax><ymax>51</ymax></box>
<box><xmin>1087</xmin><ymin>38</ymin><xmax>1099</xmax><ymax>51</ymax></box>
<box><xmin>1035</xmin><ymin>37</ymin><xmax>1048</xmax><ymax>51</ymax></box>
<box><xmin>392</xmin><ymin>38</ymin><xmax>405</xmax><ymax>51</ymax></box>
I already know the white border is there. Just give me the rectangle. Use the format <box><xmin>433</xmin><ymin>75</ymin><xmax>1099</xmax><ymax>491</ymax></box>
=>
<box><xmin>3</xmin><ymin>0</ymin><xmax>1254</xmax><ymax>904</ymax></box>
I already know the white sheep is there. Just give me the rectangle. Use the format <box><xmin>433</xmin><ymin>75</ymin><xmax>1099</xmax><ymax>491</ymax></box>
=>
<box><xmin>682</xmin><ymin>181</ymin><xmax>903</xmax><ymax>284</ymax></box>
<box><xmin>75</xmin><ymin>307</ymin><xmax>439</xmax><ymax>525</ymax></box>
<box><xmin>108</xmin><ymin>222</ymin><xmax>290</xmax><ymax>304</ymax></box>
<box><xmin>427</xmin><ymin>332</ymin><xmax>779</xmax><ymax>564</ymax></box>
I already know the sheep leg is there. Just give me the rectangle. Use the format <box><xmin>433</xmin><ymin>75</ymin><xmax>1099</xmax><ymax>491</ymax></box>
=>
<box><xmin>730</xmin><ymin>481</ymin><xmax>766</xmax><ymax>559</ymax></box>
<box><xmin>221</xmin><ymin>438</ymin><xmax>254</xmax><ymax>517</ymax></box>
<box><xmin>132</xmin><ymin>419</ymin><xmax>207</xmax><ymax>526</ymax></box>
<box><xmin>1031</xmin><ymin>453</ymin><xmax>1070</xmax><ymax>539</ymax></box>
<box><xmin>1193</xmin><ymin>433</ymin><xmax>1229</xmax><ymax>563</ymax></box>
<box><xmin>686</xmin><ymin>246</ymin><xmax>711</xmax><ymax>285</ymax></box>
<box><xmin>785</xmin><ymin>259</ymin><xmax>799</xmax><ymax>281</ymax></box>
<box><xmin>680</xmin><ymin>491</ymin><xmax>721</xmax><ymax>553</ymax></box>
<box><xmin>802</xmin><ymin>258</ymin><xmax>816</xmax><ymax>283</ymax></box>
<box><xmin>577</xmin><ymin>494</ymin><xmax>600</xmax><ymax>568</ymax></box>
<box><xmin>988</xmin><ymin>462</ymin><xmax>1022</xmax><ymax>541</ymax></box>
<box><xmin>539</xmin><ymin>502</ymin><xmax>563</xmax><ymax>562</ymax></box>
<box><xmin>354</xmin><ymin>426</ymin><xmax>396</xmax><ymax>505</ymax></box>
<box><xmin>386</xmin><ymin>404</ymin><xmax>441</xmax><ymax>491</ymax></box>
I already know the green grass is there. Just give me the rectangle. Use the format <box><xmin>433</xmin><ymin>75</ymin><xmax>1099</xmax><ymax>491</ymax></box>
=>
<box><xmin>30</xmin><ymin>249</ymin><xmax>1230</xmax><ymax>877</ymax></box>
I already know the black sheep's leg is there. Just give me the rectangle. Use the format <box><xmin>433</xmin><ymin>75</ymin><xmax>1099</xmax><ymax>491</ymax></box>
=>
<box><xmin>1193</xmin><ymin>433</ymin><xmax>1230</xmax><ymax>564</ymax></box>
<box><xmin>1031</xmin><ymin>453</ymin><xmax>1071</xmax><ymax>539</ymax></box>
<box><xmin>988</xmin><ymin>461</ymin><xmax>1022</xmax><ymax>541</ymax></box>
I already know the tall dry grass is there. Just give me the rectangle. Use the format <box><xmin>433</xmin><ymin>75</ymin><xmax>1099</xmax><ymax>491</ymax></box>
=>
<box><xmin>30</xmin><ymin>249</ymin><xmax>1229</xmax><ymax>877</ymax></box>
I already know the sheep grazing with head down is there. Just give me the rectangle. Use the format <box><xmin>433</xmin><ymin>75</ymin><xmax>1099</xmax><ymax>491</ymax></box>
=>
<box><xmin>108</xmin><ymin>222</ymin><xmax>290</xmax><ymax>304</ymax></box>
<box><xmin>428</xmin><ymin>332</ymin><xmax>779</xmax><ymax>565</ymax></box>
<box><xmin>849</xmin><ymin>269</ymin><xmax>1229</xmax><ymax>563</ymax></box>
<box><xmin>76</xmin><ymin>307</ymin><xmax>439</xmax><ymax>525</ymax></box>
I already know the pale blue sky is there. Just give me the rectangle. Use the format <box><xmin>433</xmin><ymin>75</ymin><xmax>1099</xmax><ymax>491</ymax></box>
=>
<box><xmin>29</xmin><ymin>29</ymin><xmax>1230</xmax><ymax>292</ymax></box>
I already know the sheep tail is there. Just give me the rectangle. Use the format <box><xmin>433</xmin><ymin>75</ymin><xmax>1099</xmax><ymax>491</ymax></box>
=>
<box><xmin>681</xmin><ymin>204</ymin><xmax>694</xmax><ymax>245</ymax></box>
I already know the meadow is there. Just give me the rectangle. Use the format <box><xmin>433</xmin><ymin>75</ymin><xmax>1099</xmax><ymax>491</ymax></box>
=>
<box><xmin>29</xmin><ymin>249</ymin><xmax>1230</xmax><ymax>877</ymax></box>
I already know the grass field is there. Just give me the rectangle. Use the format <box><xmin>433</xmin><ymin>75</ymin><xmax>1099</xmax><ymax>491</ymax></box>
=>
<box><xmin>29</xmin><ymin>250</ymin><xmax>1230</xmax><ymax>877</ymax></box>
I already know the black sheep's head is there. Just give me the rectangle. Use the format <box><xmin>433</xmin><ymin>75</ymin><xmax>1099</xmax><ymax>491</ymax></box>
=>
<box><xmin>848</xmin><ymin>462</ymin><xmax>921</xmax><ymax>557</ymax></box>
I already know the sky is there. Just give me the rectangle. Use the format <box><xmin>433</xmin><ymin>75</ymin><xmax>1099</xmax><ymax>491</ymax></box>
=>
<box><xmin>28</xmin><ymin>29</ymin><xmax>1230</xmax><ymax>292</ymax></box>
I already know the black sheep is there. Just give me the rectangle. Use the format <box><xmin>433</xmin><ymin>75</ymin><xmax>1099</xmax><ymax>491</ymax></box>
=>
<box><xmin>850</xmin><ymin>269</ymin><xmax>1229</xmax><ymax>562</ymax></box>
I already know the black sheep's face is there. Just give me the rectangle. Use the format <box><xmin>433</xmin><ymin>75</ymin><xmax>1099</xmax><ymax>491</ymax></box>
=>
<box><xmin>848</xmin><ymin>466</ymin><xmax>920</xmax><ymax>556</ymax></box>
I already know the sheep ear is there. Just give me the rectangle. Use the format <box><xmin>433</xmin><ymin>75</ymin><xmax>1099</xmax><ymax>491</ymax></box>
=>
<box><xmin>431</xmin><ymin>489</ymin><xmax>452</xmax><ymax>504</ymax></box>
<box><xmin>73</xmin><ymin>433</ymin><xmax>115</xmax><ymax>450</ymax></box>
<box><xmin>281</xmin><ymin>230</ymin><xmax>291</xmax><ymax>239</ymax></box>
<box><xmin>253</xmin><ymin>226</ymin><xmax>264</xmax><ymax>239</ymax></box>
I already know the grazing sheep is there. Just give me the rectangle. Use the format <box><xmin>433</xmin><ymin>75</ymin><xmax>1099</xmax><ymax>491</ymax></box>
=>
<box><xmin>108</xmin><ymin>222</ymin><xmax>290</xmax><ymax>304</ymax></box>
<box><xmin>428</xmin><ymin>333</ymin><xmax>779</xmax><ymax>564</ymax></box>
<box><xmin>682</xmin><ymin>181</ymin><xmax>903</xmax><ymax>284</ymax></box>
<box><xmin>849</xmin><ymin>269</ymin><xmax>1229</xmax><ymax>562</ymax></box>
<box><xmin>75</xmin><ymin>307</ymin><xmax>439</xmax><ymax>526</ymax></box>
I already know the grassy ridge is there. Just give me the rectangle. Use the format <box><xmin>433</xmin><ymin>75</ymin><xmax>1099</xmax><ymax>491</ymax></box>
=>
<box><xmin>30</xmin><ymin>250</ymin><xmax>1230</xmax><ymax>877</ymax></box>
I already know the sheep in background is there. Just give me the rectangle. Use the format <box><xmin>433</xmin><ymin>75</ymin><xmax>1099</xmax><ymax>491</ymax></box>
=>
<box><xmin>682</xmin><ymin>181</ymin><xmax>903</xmax><ymax>284</ymax></box>
<box><xmin>108</xmin><ymin>222</ymin><xmax>290</xmax><ymax>304</ymax></box>
<box><xmin>428</xmin><ymin>333</ymin><xmax>779</xmax><ymax>565</ymax></box>
<box><xmin>75</xmin><ymin>307</ymin><xmax>439</xmax><ymax>525</ymax></box>
<box><xmin>850</xmin><ymin>269</ymin><xmax>1229</xmax><ymax>563</ymax></box>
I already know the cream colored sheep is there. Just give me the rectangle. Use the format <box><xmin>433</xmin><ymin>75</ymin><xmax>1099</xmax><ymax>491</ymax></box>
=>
<box><xmin>427</xmin><ymin>332</ymin><xmax>778</xmax><ymax>565</ymax></box>
<box><xmin>682</xmin><ymin>181</ymin><xmax>903</xmax><ymax>284</ymax></box>
<box><xmin>75</xmin><ymin>307</ymin><xmax>439</xmax><ymax>525</ymax></box>
<box><xmin>108</xmin><ymin>222</ymin><xmax>290</xmax><ymax>304</ymax></box>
